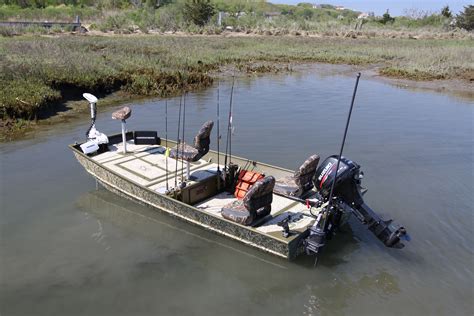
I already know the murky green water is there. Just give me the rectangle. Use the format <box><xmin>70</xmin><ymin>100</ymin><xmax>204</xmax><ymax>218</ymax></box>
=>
<box><xmin>1</xmin><ymin>68</ymin><xmax>473</xmax><ymax>315</ymax></box>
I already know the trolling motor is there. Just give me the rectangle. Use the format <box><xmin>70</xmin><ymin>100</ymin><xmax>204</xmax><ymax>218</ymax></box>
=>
<box><xmin>80</xmin><ymin>93</ymin><xmax>108</xmax><ymax>155</ymax></box>
<box><xmin>304</xmin><ymin>73</ymin><xmax>409</xmax><ymax>264</ymax></box>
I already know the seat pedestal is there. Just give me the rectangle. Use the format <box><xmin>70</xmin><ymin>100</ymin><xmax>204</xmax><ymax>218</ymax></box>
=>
<box><xmin>186</xmin><ymin>160</ymin><xmax>191</xmax><ymax>180</ymax></box>
<box><xmin>121</xmin><ymin>120</ymin><xmax>127</xmax><ymax>154</ymax></box>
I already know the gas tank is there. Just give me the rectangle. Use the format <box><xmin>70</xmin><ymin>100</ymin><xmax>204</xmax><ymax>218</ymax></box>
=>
<box><xmin>313</xmin><ymin>155</ymin><xmax>359</xmax><ymax>199</ymax></box>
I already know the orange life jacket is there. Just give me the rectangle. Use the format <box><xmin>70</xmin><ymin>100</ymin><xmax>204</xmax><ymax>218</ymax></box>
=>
<box><xmin>234</xmin><ymin>170</ymin><xmax>264</xmax><ymax>200</ymax></box>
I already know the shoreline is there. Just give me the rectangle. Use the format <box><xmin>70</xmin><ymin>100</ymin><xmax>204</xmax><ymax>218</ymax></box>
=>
<box><xmin>1</xmin><ymin>34</ymin><xmax>472</xmax><ymax>141</ymax></box>
<box><xmin>1</xmin><ymin>62</ymin><xmax>472</xmax><ymax>143</ymax></box>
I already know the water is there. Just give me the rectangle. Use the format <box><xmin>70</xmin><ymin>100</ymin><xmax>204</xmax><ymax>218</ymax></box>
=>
<box><xmin>1</xmin><ymin>69</ymin><xmax>473</xmax><ymax>315</ymax></box>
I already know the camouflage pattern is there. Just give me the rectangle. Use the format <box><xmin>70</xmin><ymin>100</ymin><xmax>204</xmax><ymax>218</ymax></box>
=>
<box><xmin>294</xmin><ymin>154</ymin><xmax>320</xmax><ymax>188</ymax></box>
<box><xmin>222</xmin><ymin>176</ymin><xmax>275</xmax><ymax>226</ymax></box>
<box><xmin>169</xmin><ymin>143</ymin><xmax>199</xmax><ymax>161</ymax></box>
<box><xmin>274</xmin><ymin>154</ymin><xmax>320</xmax><ymax>197</ymax></box>
<box><xmin>169</xmin><ymin>120</ymin><xmax>214</xmax><ymax>162</ymax></box>
<box><xmin>194</xmin><ymin>120</ymin><xmax>214</xmax><ymax>154</ymax></box>
<box><xmin>112</xmin><ymin>106</ymin><xmax>132</xmax><ymax>120</ymax></box>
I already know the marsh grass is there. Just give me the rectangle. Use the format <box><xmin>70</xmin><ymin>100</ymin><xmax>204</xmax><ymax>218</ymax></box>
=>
<box><xmin>3</xmin><ymin>4</ymin><xmax>469</xmax><ymax>39</ymax></box>
<box><xmin>0</xmin><ymin>4</ymin><xmax>101</xmax><ymax>22</ymax></box>
<box><xmin>1</xmin><ymin>35</ymin><xmax>472</xmax><ymax>122</ymax></box>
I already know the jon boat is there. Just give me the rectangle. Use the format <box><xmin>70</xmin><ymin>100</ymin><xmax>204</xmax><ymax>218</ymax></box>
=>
<box><xmin>70</xmin><ymin>92</ymin><xmax>409</xmax><ymax>262</ymax></box>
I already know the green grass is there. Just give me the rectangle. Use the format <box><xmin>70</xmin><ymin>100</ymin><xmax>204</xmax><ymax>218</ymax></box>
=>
<box><xmin>0</xmin><ymin>35</ymin><xmax>473</xmax><ymax>122</ymax></box>
<box><xmin>0</xmin><ymin>78</ymin><xmax>61</xmax><ymax>119</ymax></box>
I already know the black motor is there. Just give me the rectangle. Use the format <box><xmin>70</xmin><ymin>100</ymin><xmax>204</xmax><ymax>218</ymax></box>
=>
<box><xmin>313</xmin><ymin>155</ymin><xmax>409</xmax><ymax>249</ymax></box>
<box><xmin>314</xmin><ymin>156</ymin><xmax>360</xmax><ymax>199</ymax></box>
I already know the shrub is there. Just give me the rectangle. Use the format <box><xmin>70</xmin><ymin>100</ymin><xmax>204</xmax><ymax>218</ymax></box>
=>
<box><xmin>183</xmin><ymin>0</ymin><xmax>215</xmax><ymax>26</ymax></box>
<box><xmin>456</xmin><ymin>5</ymin><xmax>474</xmax><ymax>31</ymax></box>
<box><xmin>98</xmin><ymin>13</ymin><xmax>131</xmax><ymax>32</ymax></box>
<box><xmin>155</xmin><ymin>4</ymin><xmax>184</xmax><ymax>31</ymax></box>
<box><xmin>49</xmin><ymin>24</ymin><xmax>63</xmax><ymax>33</ymax></box>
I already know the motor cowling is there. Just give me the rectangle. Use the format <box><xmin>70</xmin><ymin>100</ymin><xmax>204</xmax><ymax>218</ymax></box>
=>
<box><xmin>313</xmin><ymin>155</ymin><xmax>361</xmax><ymax>200</ymax></box>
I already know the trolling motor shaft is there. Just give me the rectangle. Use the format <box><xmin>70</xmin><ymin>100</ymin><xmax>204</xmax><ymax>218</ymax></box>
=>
<box><xmin>80</xmin><ymin>93</ymin><xmax>108</xmax><ymax>155</ymax></box>
<box><xmin>84</xmin><ymin>93</ymin><xmax>98</xmax><ymax>140</ymax></box>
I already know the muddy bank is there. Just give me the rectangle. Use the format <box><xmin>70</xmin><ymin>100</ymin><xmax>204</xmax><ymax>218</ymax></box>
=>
<box><xmin>359</xmin><ymin>67</ymin><xmax>474</xmax><ymax>101</ymax></box>
<box><xmin>369</xmin><ymin>73</ymin><xmax>474</xmax><ymax>101</ymax></box>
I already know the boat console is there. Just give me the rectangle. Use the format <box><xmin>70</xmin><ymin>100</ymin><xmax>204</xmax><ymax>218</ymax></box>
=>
<box><xmin>180</xmin><ymin>171</ymin><xmax>220</xmax><ymax>205</ymax></box>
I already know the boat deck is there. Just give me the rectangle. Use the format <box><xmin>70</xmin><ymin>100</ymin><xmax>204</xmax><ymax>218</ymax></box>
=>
<box><xmin>73</xmin><ymin>137</ymin><xmax>322</xmax><ymax>258</ymax></box>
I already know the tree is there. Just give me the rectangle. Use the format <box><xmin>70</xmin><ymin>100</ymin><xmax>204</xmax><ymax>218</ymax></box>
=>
<box><xmin>380</xmin><ymin>9</ymin><xmax>395</xmax><ymax>24</ymax></box>
<box><xmin>456</xmin><ymin>5</ymin><xmax>474</xmax><ymax>31</ymax></box>
<box><xmin>183</xmin><ymin>0</ymin><xmax>215</xmax><ymax>26</ymax></box>
<box><xmin>441</xmin><ymin>5</ymin><xmax>452</xmax><ymax>18</ymax></box>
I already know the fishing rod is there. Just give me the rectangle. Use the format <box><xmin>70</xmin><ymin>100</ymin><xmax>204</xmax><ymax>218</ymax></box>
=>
<box><xmin>229</xmin><ymin>76</ymin><xmax>235</xmax><ymax>165</ymax></box>
<box><xmin>175</xmin><ymin>96</ymin><xmax>182</xmax><ymax>188</ymax></box>
<box><xmin>165</xmin><ymin>100</ymin><xmax>169</xmax><ymax>192</ymax></box>
<box><xmin>217</xmin><ymin>82</ymin><xmax>220</xmax><ymax>173</ymax></box>
<box><xmin>217</xmin><ymin>81</ymin><xmax>221</xmax><ymax>188</ymax></box>
<box><xmin>224</xmin><ymin>76</ymin><xmax>235</xmax><ymax>169</ymax></box>
<box><xmin>181</xmin><ymin>92</ymin><xmax>186</xmax><ymax>183</ymax></box>
<box><xmin>322</xmin><ymin>72</ymin><xmax>361</xmax><ymax>232</ymax></box>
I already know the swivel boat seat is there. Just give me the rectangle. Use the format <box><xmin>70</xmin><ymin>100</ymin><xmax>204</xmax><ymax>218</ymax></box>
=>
<box><xmin>221</xmin><ymin>176</ymin><xmax>275</xmax><ymax>226</ymax></box>
<box><xmin>112</xmin><ymin>106</ymin><xmax>132</xmax><ymax>154</ymax></box>
<box><xmin>273</xmin><ymin>154</ymin><xmax>320</xmax><ymax>198</ymax></box>
<box><xmin>169</xmin><ymin>120</ymin><xmax>214</xmax><ymax>179</ymax></box>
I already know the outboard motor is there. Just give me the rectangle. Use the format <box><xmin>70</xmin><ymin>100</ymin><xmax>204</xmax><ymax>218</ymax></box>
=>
<box><xmin>312</xmin><ymin>155</ymin><xmax>409</xmax><ymax>249</ymax></box>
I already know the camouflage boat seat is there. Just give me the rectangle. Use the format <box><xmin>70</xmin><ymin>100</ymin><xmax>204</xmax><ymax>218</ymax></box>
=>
<box><xmin>273</xmin><ymin>154</ymin><xmax>320</xmax><ymax>197</ymax></box>
<box><xmin>112</xmin><ymin>106</ymin><xmax>132</xmax><ymax>121</ymax></box>
<box><xmin>222</xmin><ymin>176</ymin><xmax>275</xmax><ymax>226</ymax></box>
<box><xmin>170</xmin><ymin>121</ymin><xmax>214</xmax><ymax>162</ymax></box>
